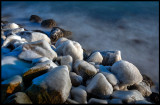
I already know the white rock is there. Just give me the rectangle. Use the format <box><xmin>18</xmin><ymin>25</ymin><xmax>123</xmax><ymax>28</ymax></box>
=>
<box><xmin>111</xmin><ymin>90</ymin><xmax>144</xmax><ymax>103</ymax></box>
<box><xmin>87</xmin><ymin>51</ymin><xmax>103</xmax><ymax>64</ymax></box>
<box><xmin>70</xmin><ymin>86</ymin><xmax>87</xmax><ymax>104</ymax></box>
<box><xmin>99</xmin><ymin>65</ymin><xmax>119</xmax><ymax>86</ymax></box>
<box><xmin>86</xmin><ymin>73</ymin><xmax>113</xmax><ymax>98</ymax></box>
<box><xmin>74</xmin><ymin>60</ymin><xmax>97</xmax><ymax>80</ymax></box>
<box><xmin>1</xmin><ymin>56</ymin><xmax>31</xmax><ymax>80</ymax></box>
<box><xmin>31</xmin><ymin>57</ymin><xmax>50</xmax><ymax>66</ymax></box>
<box><xmin>111</xmin><ymin>60</ymin><xmax>143</xmax><ymax>87</ymax></box>
<box><xmin>56</xmin><ymin>40</ymin><xmax>83</xmax><ymax>61</ymax></box>
<box><xmin>18</xmin><ymin>31</ymin><xmax>51</xmax><ymax>43</ymax></box>
<box><xmin>60</xmin><ymin>55</ymin><xmax>73</xmax><ymax>71</ymax></box>
<box><xmin>55</xmin><ymin>37</ymin><xmax>68</xmax><ymax>48</ymax></box>
<box><xmin>4</xmin><ymin>28</ymin><xmax>25</xmax><ymax>37</ymax></box>
<box><xmin>18</xmin><ymin>40</ymin><xmax>57</xmax><ymax>61</ymax></box>
<box><xmin>3</xmin><ymin>23</ymin><xmax>19</xmax><ymax>30</ymax></box>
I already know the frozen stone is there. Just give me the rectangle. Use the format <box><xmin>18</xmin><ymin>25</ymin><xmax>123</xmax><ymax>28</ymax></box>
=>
<box><xmin>100</xmin><ymin>50</ymin><xmax>122</xmax><ymax>66</ymax></box>
<box><xmin>56</xmin><ymin>40</ymin><xmax>83</xmax><ymax>61</ymax></box>
<box><xmin>1</xmin><ymin>56</ymin><xmax>32</xmax><ymax>80</ymax></box>
<box><xmin>111</xmin><ymin>60</ymin><xmax>143</xmax><ymax>87</ymax></box>
<box><xmin>60</xmin><ymin>55</ymin><xmax>73</xmax><ymax>71</ymax></box>
<box><xmin>87</xmin><ymin>51</ymin><xmax>103</xmax><ymax>64</ymax></box>
<box><xmin>3</xmin><ymin>23</ymin><xmax>19</xmax><ymax>30</ymax></box>
<box><xmin>74</xmin><ymin>60</ymin><xmax>97</xmax><ymax>80</ymax></box>
<box><xmin>4</xmin><ymin>28</ymin><xmax>25</xmax><ymax>37</ymax></box>
<box><xmin>26</xmin><ymin>65</ymin><xmax>72</xmax><ymax>104</ymax></box>
<box><xmin>69</xmin><ymin>72</ymin><xmax>83</xmax><ymax>87</ymax></box>
<box><xmin>18</xmin><ymin>31</ymin><xmax>51</xmax><ymax>43</ymax></box>
<box><xmin>18</xmin><ymin>40</ymin><xmax>57</xmax><ymax>61</ymax></box>
<box><xmin>70</xmin><ymin>86</ymin><xmax>87</xmax><ymax>104</ymax></box>
<box><xmin>55</xmin><ymin>37</ymin><xmax>68</xmax><ymax>48</ymax></box>
<box><xmin>86</xmin><ymin>73</ymin><xmax>113</xmax><ymax>99</ymax></box>
<box><xmin>111</xmin><ymin>90</ymin><xmax>144</xmax><ymax>103</ymax></box>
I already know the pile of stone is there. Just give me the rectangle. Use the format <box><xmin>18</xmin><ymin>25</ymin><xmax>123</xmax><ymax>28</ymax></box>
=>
<box><xmin>1</xmin><ymin>16</ymin><xmax>159</xmax><ymax>104</ymax></box>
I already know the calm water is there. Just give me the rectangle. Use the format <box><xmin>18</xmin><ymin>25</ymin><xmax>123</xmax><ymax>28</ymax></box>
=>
<box><xmin>1</xmin><ymin>1</ymin><xmax>159</xmax><ymax>92</ymax></box>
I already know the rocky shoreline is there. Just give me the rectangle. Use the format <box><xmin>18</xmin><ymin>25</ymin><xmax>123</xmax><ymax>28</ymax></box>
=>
<box><xmin>1</xmin><ymin>15</ymin><xmax>159</xmax><ymax>104</ymax></box>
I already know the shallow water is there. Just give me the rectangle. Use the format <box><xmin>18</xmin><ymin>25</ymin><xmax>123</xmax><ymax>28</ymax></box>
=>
<box><xmin>1</xmin><ymin>1</ymin><xmax>159</xmax><ymax>92</ymax></box>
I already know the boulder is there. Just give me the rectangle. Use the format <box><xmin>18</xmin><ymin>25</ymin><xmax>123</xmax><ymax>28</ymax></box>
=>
<box><xmin>56</xmin><ymin>40</ymin><xmax>83</xmax><ymax>61</ymax></box>
<box><xmin>127</xmin><ymin>81</ymin><xmax>152</xmax><ymax>97</ymax></box>
<box><xmin>86</xmin><ymin>73</ymin><xmax>113</xmax><ymax>99</ymax></box>
<box><xmin>29</xmin><ymin>15</ymin><xmax>42</xmax><ymax>23</ymax></box>
<box><xmin>18</xmin><ymin>31</ymin><xmax>51</xmax><ymax>43</ymax></box>
<box><xmin>55</xmin><ymin>37</ymin><xmax>68</xmax><ymax>48</ymax></box>
<box><xmin>100</xmin><ymin>50</ymin><xmax>121</xmax><ymax>66</ymax></box>
<box><xmin>111</xmin><ymin>60</ymin><xmax>143</xmax><ymax>87</ymax></box>
<box><xmin>1</xmin><ymin>75</ymin><xmax>23</xmax><ymax>103</ymax></box>
<box><xmin>3</xmin><ymin>92</ymin><xmax>32</xmax><ymax>104</ymax></box>
<box><xmin>111</xmin><ymin>90</ymin><xmax>144</xmax><ymax>103</ymax></box>
<box><xmin>87</xmin><ymin>51</ymin><xmax>103</xmax><ymax>64</ymax></box>
<box><xmin>60</xmin><ymin>55</ymin><xmax>73</xmax><ymax>71</ymax></box>
<box><xmin>74</xmin><ymin>60</ymin><xmax>97</xmax><ymax>80</ymax></box>
<box><xmin>70</xmin><ymin>86</ymin><xmax>87</xmax><ymax>104</ymax></box>
<box><xmin>69</xmin><ymin>72</ymin><xmax>83</xmax><ymax>87</ymax></box>
<box><xmin>2</xmin><ymin>23</ymin><xmax>19</xmax><ymax>30</ymax></box>
<box><xmin>88</xmin><ymin>98</ymin><xmax>108</xmax><ymax>104</ymax></box>
<box><xmin>50</xmin><ymin>27</ymin><xmax>72</xmax><ymax>43</ymax></box>
<box><xmin>41</xmin><ymin>19</ymin><xmax>56</xmax><ymax>28</ymax></box>
<box><xmin>26</xmin><ymin>65</ymin><xmax>72</xmax><ymax>104</ymax></box>
<box><xmin>23</xmin><ymin>60</ymin><xmax>57</xmax><ymax>87</ymax></box>
<box><xmin>18</xmin><ymin>40</ymin><xmax>57</xmax><ymax>61</ymax></box>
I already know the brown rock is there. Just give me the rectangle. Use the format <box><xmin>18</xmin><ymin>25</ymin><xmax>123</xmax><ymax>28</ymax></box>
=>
<box><xmin>41</xmin><ymin>19</ymin><xmax>56</xmax><ymax>28</ymax></box>
<box><xmin>29</xmin><ymin>15</ymin><xmax>42</xmax><ymax>23</ymax></box>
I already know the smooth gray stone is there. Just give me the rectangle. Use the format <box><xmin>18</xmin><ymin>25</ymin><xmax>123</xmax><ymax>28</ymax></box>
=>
<box><xmin>87</xmin><ymin>51</ymin><xmax>103</xmax><ymax>64</ymax></box>
<box><xmin>69</xmin><ymin>72</ymin><xmax>83</xmax><ymax>87</ymax></box>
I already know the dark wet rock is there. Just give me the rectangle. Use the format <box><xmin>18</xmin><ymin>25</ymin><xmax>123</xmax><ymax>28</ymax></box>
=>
<box><xmin>127</xmin><ymin>81</ymin><xmax>152</xmax><ymax>97</ymax></box>
<box><xmin>26</xmin><ymin>65</ymin><xmax>72</xmax><ymax>104</ymax></box>
<box><xmin>88</xmin><ymin>98</ymin><xmax>108</xmax><ymax>104</ymax></box>
<box><xmin>142</xmin><ymin>74</ymin><xmax>154</xmax><ymax>87</ymax></box>
<box><xmin>69</xmin><ymin>72</ymin><xmax>83</xmax><ymax>87</ymax></box>
<box><xmin>41</xmin><ymin>19</ymin><xmax>56</xmax><ymax>28</ymax></box>
<box><xmin>50</xmin><ymin>27</ymin><xmax>72</xmax><ymax>43</ymax></box>
<box><xmin>86</xmin><ymin>73</ymin><xmax>113</xmax><ymax>99</ymax></box>
<box><xmin>70</xmin><ymin>86</ymin><xmax>87</xmax><ymax>104</ymax></box>
<box><xmin>74</xmin><ymin>60</ymin><xmax>97</xmax><ymax>81</ymax></box>
<box><xmin>1</xmin><ymin>75</ymin><xmax>23</xmax><ymax>103</ymax></box>
<box><xmin>100</xmin><ymin>50</ymin><xmax>122</xmax><ymax>66</ymax></box>
<box><xmin>111</xmin><ymin>60</ymin><xmax>143</xmax><ymax>88</ymax></box>
<box><xmin>149</xmin><ymin>92</ymin><xmax>159</xmax><ymax>104</ymax></box>
<box><xmin>18</xmin><ymin>40</ymin><xmax>57</xmax><ymax>61</ymax></box>
<box><xmin>111</xmin><ymin>90</ymin><xmax>144</xmax><ymax>103</ymax></box>
<box><xmin>29</xmin><ymin>15</ymin><xmax>42</xmax><ymax>23</ymax></box>
<box><xmin>3</xmin><ymin>92</ymin><xmax>32</xmax><ymax>104</ymax></box>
